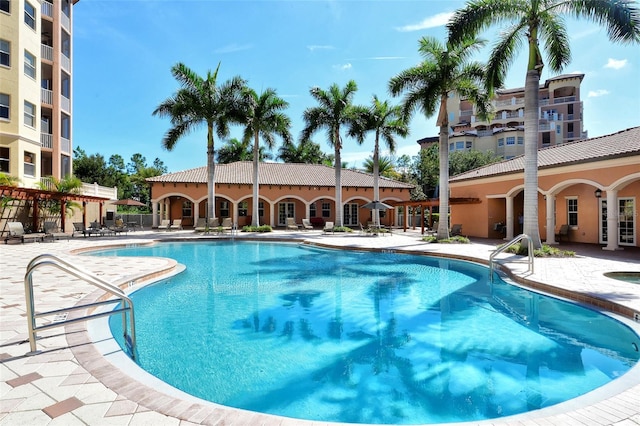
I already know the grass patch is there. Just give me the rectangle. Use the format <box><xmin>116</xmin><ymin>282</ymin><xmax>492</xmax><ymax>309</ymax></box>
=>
<box><xmin>241</xmin><ymin>225</ymin><xmax>273</xmax><ymax>233</ymax></box>
<box><xmin>332</xmin><ymin>226</ymin><xmax>353</xmax><ymax>233</ymax></box>
<box><xmin>503</xmin><ymin>243</ymin><xmax>575</xmax><ymax>257</ymax></box>
<box><xmin>421</xmin><ymin>235</ymin><xmax>470</xmax><ymax>244</ymax></box>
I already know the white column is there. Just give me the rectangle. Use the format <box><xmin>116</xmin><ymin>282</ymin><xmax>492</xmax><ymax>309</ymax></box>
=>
<box><xmin>604</xmin><ymin>190</ymin><xmax>620</xmax><ymax>251</ymax></box>
<box><xmin>193</xmin><ymin>201</ymin><xmax>200</xmax><ymax>224</ymax></box>
<box><xmin>545</xmin><ymin>195</ymin><xmax>557</xmax><ymax>244</ymax></box>
<box><xmin>505</xmin><ymin>196</ymin><xmax>514</xmax><ymax>240</ymax></box>
<box><xmin>152</xmin><ymin>201</ymin><xmax>158</xmax><ymax>228</ymax></box>
<box><xmin>270</xmin><ymin>202</ymin><xmax>275</xmax><ymax>227</ymax></box>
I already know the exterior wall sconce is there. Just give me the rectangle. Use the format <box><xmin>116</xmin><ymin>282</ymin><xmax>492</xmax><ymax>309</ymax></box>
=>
<box><xmin>594</xmin><ymin>189</ymin><xmax>602</xmax><ymax>198</ymax></box>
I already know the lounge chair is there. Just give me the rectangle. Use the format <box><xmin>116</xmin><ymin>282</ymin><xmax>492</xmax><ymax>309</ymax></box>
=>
<box><xmin>450</xmin><ymin>224</ymin><xmax>463</xmax><ymax>236</ymax></box>
<box><xmin>109</xmin><ymin>219</ymin><xmax>129</xmax><ymax>235</ymax></box>
<box><xmin>44</xmin><ymin>221</ymin><xmax>71</xmax><ymax>241</ymax></box>
<box><xmin>73</xmin><ymin>222</ymin><xmax>89</xmax><ymax>237</ymax></box>
<box><xmin>555</xmin><ymin>224</ymin><xmax>570</xmax><ymax>242</ymax></box>
<box><xmin>169</xmin><ymin>219</ymin><xmax>183</xmax><ymax>230</ymax></box>
<box><xmin>286</xmin><ymin>217</ymin><xmax>299</xmax><ymax>230</ymax></box>
<box><xmin>89</xmin><ymin>220</ymin><xmax>114</xmax><ymax>237</ymax></box>
<box><xmin>221</xmin><ymin>218</ymin><xmax>233</xmax><ymax>232</ymax></box>
<box><xmin>157</xmin><ymin>219</ymin><xmax>171</xmax><ymax>230</ymax></box>
<box><xmin>323</xmin><ymin>221</ymin><xmax>334</xmax><ymax>233</ymax></box>
<box><xmin>194</xmin><ymin>218</ymin><xmax>207</xmax><ymax>232</ymax></box>
<box><xmin>301</xmin><ymin>218</ymin><xmax>314</xmax><ymax>230</ymax></box>
<box><xmin>4</xmin><ymin>222</ymin><xmax>45</xmax><ymax>244</ymax></box>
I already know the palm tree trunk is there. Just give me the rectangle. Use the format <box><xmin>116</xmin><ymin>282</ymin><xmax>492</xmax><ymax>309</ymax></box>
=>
<box><xmin>437</xmin><ymin>121</ymin><xmax>450</xmax><ymax>240</ymax></box>
<box><xmin>523</xmin><ymin>69</ymin><xmax>543</xmax><ymax>248</ymax></box>
<box><xmin>207</xmin><ymin>123</ymin><xmax>216</xmax><ymax>220</ymax></box>
<box><xmin>373</xmin><ymin>136</ymin><xmax>380</xmax><ymax>227</ymax></box>
<box><xmin>252</xmin><ymin>132</ymin><xmax>260</xmax><ymax>227</ymax></box>
<box><xmin>335</xmin><ymin>145</ymin><xmax>343</xmax><ymax>227</ymax></box>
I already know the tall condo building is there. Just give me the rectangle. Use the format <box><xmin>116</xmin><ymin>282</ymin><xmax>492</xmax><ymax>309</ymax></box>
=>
<box><xmin>1</xmin><ymin>0</ymin><xmax>78</xmax><ymax>188</ymax></box>
<box><xmin>418</xmin><ymin>74</ymin><xmax>588</xmax><ymax>159</ymax></box>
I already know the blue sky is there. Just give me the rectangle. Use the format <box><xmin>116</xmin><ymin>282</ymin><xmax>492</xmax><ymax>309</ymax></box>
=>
<box><xmin>72</xmin><ymin>0</ymin><xmax>640</xmax><ymax>174</ymax></box>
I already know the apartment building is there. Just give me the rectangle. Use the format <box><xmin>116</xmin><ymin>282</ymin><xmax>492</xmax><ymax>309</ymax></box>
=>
<box><xmin>419</xmin><ymin>74</ymin><xmax>588</xmax><ymax>159</ymax></box>
<box><xmin>0</xmin><ymin>0</ymin><xmax>77</xmax><ymax>188</ymax></box>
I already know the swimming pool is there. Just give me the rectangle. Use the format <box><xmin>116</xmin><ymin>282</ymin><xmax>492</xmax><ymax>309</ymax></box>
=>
<box><xmin>96</xmin><ymin>241</ymin><xmax>640</xmax><ymax>424</ymax></box>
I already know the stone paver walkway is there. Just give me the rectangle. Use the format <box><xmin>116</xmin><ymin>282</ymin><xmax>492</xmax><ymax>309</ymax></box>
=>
<box><xmin>1</xmin><ymin>229</ymin><xmax>639</xmax><ymax>425</ymax></box>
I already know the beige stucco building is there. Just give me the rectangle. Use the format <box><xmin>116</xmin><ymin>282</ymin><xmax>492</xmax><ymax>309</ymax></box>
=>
<box><xmin>1</xmin><ymin>0</ymin><xmax>77</xmax><ymax>187</ymax></box>
<box><xmin>449</xmin><ymin>127</ymin><xmax>639</xmax><ymax>250</ymax></box>
<box><xmin>147</xmin><ymin>162</ymin><xmax>414</xmax><ymax>229</ymax></box>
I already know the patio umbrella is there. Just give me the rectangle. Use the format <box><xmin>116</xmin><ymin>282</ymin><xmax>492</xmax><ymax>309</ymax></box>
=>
<box><xmin>111</xmin><ymin>199</ymin><xmax>146</xmax><ymax>206</ymax></box>
<box><xmin>362</xmin><ymin>200</ymin><xmax>393</xmax><ymax>210</ymax></box>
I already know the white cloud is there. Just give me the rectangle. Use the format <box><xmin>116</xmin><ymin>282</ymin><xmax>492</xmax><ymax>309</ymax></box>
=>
<box><xmin>333</xmin><ymin>63</ymin><xmax>352</xmax><ymax>71</ymax></box>
<box><xmin>604</xmin><ymin>58</ymin><xmax>627</xmax><ymax>70</ymax></box>
<box><xmin>396</xmin><ymin>12</ymin><xmax>453</xmax><ymax>32</ymax></box>
<box><xmin>307</xmin><ymin>45</ymin><xmax>334</xmax><ymax>51</ymax></box>
<box><xmin>213</xmin><ymin>43</ymin><xmax>252</xmax><ymax>54</ymax></box>
<box><xmin>588</xmin><ymin>89</ymin><xmax>610</xmax><ymax>98</ymax></box>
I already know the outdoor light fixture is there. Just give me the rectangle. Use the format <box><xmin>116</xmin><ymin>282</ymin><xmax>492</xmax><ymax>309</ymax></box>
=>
<box><xmin>594</xmin><ymin>189</ymin><xmax>602</xmax><ymax>198</ymax></box>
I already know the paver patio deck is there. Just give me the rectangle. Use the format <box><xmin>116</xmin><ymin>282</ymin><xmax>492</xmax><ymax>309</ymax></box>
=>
<box><xmin>1</xmin><ymin>228</ymin><xmax>639</xmax><ymax>425</ymax></box>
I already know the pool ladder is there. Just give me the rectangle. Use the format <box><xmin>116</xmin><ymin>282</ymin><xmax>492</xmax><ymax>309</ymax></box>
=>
<box><xmin>489</xmin><ymin>234</ymin><xmax>534</xmax><ymax>282</ymax></box>
<box><xmin>24</xmin><ymin>254</ymin><xmax>137</xmax><ymax>359</ymax></box>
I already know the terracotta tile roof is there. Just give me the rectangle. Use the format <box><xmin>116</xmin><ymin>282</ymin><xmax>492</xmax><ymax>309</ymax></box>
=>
<box><xmin>147</xmin><ymin>161</ymin><xmax>414</xmax><ymax>189</ymax></box>
<box><xmin>451</xmin><ymin>126</ymin><xmax>640</xmax><ymax>182</ymax></box>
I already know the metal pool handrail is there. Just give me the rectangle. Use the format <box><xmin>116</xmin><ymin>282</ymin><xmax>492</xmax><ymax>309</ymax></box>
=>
<box><xmin>24</xmin><ymin>254</ymin><xmax>137</xmax><ymax>358</ymax></box>
<box><xmin>489</xmin><ymin>234</ymin><xmax>534</xmax><ymax>282</ymax></box>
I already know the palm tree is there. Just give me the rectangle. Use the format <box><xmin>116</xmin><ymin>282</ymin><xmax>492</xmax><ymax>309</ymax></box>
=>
<box><xmin>153</xmin><ymin>62</ymin><xmax>247</xmax><ymax>220</ymax></box>
<box><xmin>301</xmin><ymin>81</ymin><xmax>359</xmax><ymax>227</ymax></box>
<box><xmin>448</xmin><ymin>0</ymin><xmax>640</xmax><ymax>248</ymax></box>
<box><xmin>217</xmin><ymin>138</ymin><xmax>251</xmax><ymax>163</ymax></box>
<box><xmin>277</xmin><ymin>139</ymin><xmax>334</xmax><ymax>165</ymax></box>
<box><xmin>363</xmin><ymin>156</ymin><xmax>396</xmax><ymax>178</ymax></box>
<box><xmin>389</xmin><ymin>36</ymin><xmax>491</xmax><ymax>240</ymax></box>
<box><xmin>241</xmin><ymin>88</ymin><xmax>292</xmax><ymax>227</ymax></box>
<box><xmin>350</xmin><ymin>96</ymin><xmax>408</xmax><ymax>227</ymax></box>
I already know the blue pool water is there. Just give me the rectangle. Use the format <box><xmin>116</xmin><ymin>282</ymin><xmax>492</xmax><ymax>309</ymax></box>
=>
<box><xmin>96</xmin><ymin>241</ymin><xmax>640</xmax><ymax>424</ymax></box>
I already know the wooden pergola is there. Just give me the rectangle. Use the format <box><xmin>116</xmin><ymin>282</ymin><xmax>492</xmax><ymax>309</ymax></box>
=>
<box><xmin>389</xmin><ymin>198</ymin><xmax>481</xmax><ymax>234</ymax></box>
<box><xmin>0</xmin><ymin>185</ymin><xmax>110</xmax><ymax>233</ymax></box>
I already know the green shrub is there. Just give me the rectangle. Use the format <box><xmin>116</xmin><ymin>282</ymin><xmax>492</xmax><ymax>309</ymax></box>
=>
<box><xmin>421</xmin><ymin>235</ymin><xmax>437</xmax><ymax>243</ymax></box>
<box><xmin>503</xmin><ymin>243</ymin><xmax>575</xmax><ymax>257</ymax></box>
<box><xmin>438</xmin><ymin>235</ymin><xmax>470</xmax><ymax>244</ymax></box>
<box><xmin>332</xmin><ymin>226</ymin><xmax>353</xmax><ymax>233</ymax></box>
<box><xmin>242</xmin><ymin>225</ymin><xmax>273</xmax><ymax>233</ymax></box>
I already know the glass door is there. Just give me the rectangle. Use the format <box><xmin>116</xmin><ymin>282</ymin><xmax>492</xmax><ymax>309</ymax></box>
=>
<box><xmin>599</xmin><ymin>199</ymin><xmax>608</xmax><ymax>244</ymax></box>
<box><xmin>343</xmin><ymin>203</ymin><xmax>359</xmax><ymax>227</ymax></box>
<box><xmin>278</xmin><ymin>202</ymin><xmax>295</xmax><ymax>226</ymax></box>
<box><xmin>618</xmin><ymin>198</ymin><xmax>635</xmax><ymax>246</ymax></box>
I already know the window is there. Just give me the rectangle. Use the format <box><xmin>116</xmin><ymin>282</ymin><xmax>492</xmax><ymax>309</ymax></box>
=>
<box><xmin>61</xmin><ymin>30</ymin><xmax>70</xmax><ymax>58</ymax></box>
<box><xmin>24</xmin><ymin>151</ymin><xmax>35</xmax><ymax>176</ymax></box>
<box><xmin>455</xmin><ymin>141</ymin><xmax>464</xmax><ymax>150</ymax></box>
<box><xmin>61</xmin><ymin>113</ymin><xmax>70</xmax><ymax>138</ymax></box>
<box><xmin>0</xmin><ymin>39</ymin><xmax>9</xmax><ymax>67</ymax></box>
<box><xmin>61</xmin><ymin>72</ymin><xmax>70</xmax><ymax>98</ymax></box>
<box><xmin>0</xmin><ymin>0</ymin><xmax>9</xmax><ymax>13</ymax></box>
<box><xmin>61</xmin><ymin>0</ymin><xmax>70</xmax><ymax>17</ymax></box>
<box><xmin>24</xmin><ymin>100</ymin><xmax>35</xmax><ymax>127</ymax></box>
<box><xmin>465</xmin><ymin>141</ymin><xmax>472</xmax><ymax>150</ymax></box>
<box><xmin>310</xmin><ymin>202</ymin><xmax>317</xmax><ymax>217</ymax></box>
<box><xmin>238</xmin><ymin>201</ymin><xmax>248</xmax><ymax>217</ymax></box>
<box><xmin>0</xmin><ymin>93</ymin><xmax>8</xmax><ymax>120</ymax></box>
<box><xmin>61</xmin><ymin>154</ymin><xmax>70</xmax><ymax>177</ymax></box>
<box><xmin>24</xmin><ymin>1</ymin><xmax>36</xmax><ymax>29</ymax></box>
<box><xmin>542</xmin><ymin>132</ymin><xmax>551</xmax><ymax>145</ymax></box>
<box><xmin>24</xmin><ymin>50</ymin><xmax>36</xmax><ymax>78</ymax></box>
<box><xmin>448</xmin><ymin>142</ymin><xmax>454</xmax><ymax>151</ymax></box>
<box><xmin>182</xmin><ymin>201</ymin><xmax>192</xmax><ymax>218</ymax></box>
<box><xmin>506</xmin><ymin>136</ymin><xmax>515</xmax><ymax>145</ymax></box>
<box><xmin>0</xmin><ymin>147</ymin><xmax>9</xmax><ymax>173</ymax></box>
<box><xmin>219</xmin><ymin>201</ymin><xmax>229</xmax><ymax>217</ymax></box>
<box><xmin>498</xmin><ymin>138</ymin><xmax>504</xmax><ymax>147</ymax></box>
<box><xmin>567</xmin><ymin>198</ymin><xmax>578</xmax><ymax>227</ymax></box>
<box><xmin>322</xmin><ymin>202</ymin><xmax>331</xmax><ymax>218</ymax></box>
<box><xmin>258</xmin><ymin>201</ymin><xmax>264</xmax><ymax>217</ymax></box>
<box><xmin>517</xmin><ymin>136</ymin><xmax>524</xmax><ymax>145</ymax></box>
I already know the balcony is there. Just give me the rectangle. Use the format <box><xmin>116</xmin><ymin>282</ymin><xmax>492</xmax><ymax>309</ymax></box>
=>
<box><xmin>494</xmin><ymin>98</ymin><xmax>525</xmax><ymax>108</ymax></box>
<box><xmin>41</xmin><ymin>1</ymin><xmax>53</xmax><ymax>18</ymax></box>
<box><xmin>61</xmin><ymin>137</ymin><xmax>71</xmax><ymax>154</ymax></box>
<box><xmin>41</xmin><ymin>133</ymin><xmax>53</xmax><ymax>149</ymax></box>
<box><xmin>60</xmin><ymin>95</ymin><xmax>70</xmax><ymax>113</ymax></box>
<box><xmin>41</xmin><ymin>44</ymin><xmax>53</xmax><ymax>61</ymax></box>
<box><xmin>477</xmin><ymin>129</ymin><xmax>494</xmax><ymax>137</ymax></box>
<box><xmin>61</xmin><ymin>53</ymin><xmax>70</xmax><ymax>72</ymax></box>
<box><xmin>61</xmin><ymin>11</ymin><xmax>70</xmax><ymax>32</ymax></box>
<box><xmin>41</xmin><ymin>88</ymin><xmax>53</xmax><ymax>105</ymax></box>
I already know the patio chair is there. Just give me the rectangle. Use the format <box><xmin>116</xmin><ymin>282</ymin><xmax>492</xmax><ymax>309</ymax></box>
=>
<box><xmin>221</xmin><ymin>217</ymin><xmax>233</xmax><ymax>232</ymax></box>
<box><xmin>89</xmin><ymin>220</ymin><xmax>114</xmax><ymax>237</ymax></box>
<box><xmin>157</xmin><ymin>219</ymin><xmax>171</xmax><ymax>230</ymax></box>
<box><xmin>194</xmin><ymin>218</ymin><xmax>207</xmax><ymax>232</ymax></box>
<box><xmin>169</xmin><ymin>219</ymin><xmax>183</xmax><ymax>230</ymax></box>
<box><xmin>323</xmin><ymin>221</ymin><xmax>334</xmax><ymax>233</ymax></box>
<box><xmin>4</xmin><ymin>222</ymin><xmax>45</xmax><ymax>244</ymax></box>
<box><xmin>109</xmin><ymin>219</ymin><xmax>129</xmax><ymax>235</ymax></box>
<box><xmin>286</xmin><ymin>217</ymin><xmax>299</xmax><ymax>230</ymax></box>
<box><xmin>44</xmin><ymin>221</ymin><xmax>71</xmax><ymax>241</ymax></box>
<box><xmin>555</xmin><ymin>224</ymin><xmax>570</xmax><ymax>242</ymax></box>
<box><xmin>301</xmin><ymin>218</ymin><xmax>314</xmax><ymax>230</ymax></box>
<box><xmin>450</xmin><ymin>224</ymin><xmax>463</xmax><ymax>236</ymax></box>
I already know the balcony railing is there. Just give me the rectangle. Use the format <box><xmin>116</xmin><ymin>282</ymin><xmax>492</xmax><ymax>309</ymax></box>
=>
<box><xmin>60</xmin><ymin>95</ymin><xmax>70</xmax><ymax>113</ymax></box>
<box><xmin>41</xmin><ymin>88</ymin><xmax>53</xmax><ymax>105</ymax></box>
<box><xmin>494</xmin><ymin>98</ymin><xmax>525</xmax><ymax>107</ymax></box>
<box><xmin>41</xmin><ymin>44</ymin><xmax>53</xmax><ymax>61</ymax></box>
<box><xmin>459</xmin><ymin>109</ymin><xmax>473</xmax><ymax>117</ymax></box>
<box><xmin>81</xmin><ymin>182</ymin><xmax>118</xmax><ymax>200</ymax></box>
<box><xmin>41</xmin><ymin>1</ymin><xmax>53</xmax><ymax>17</ymax></box>
<box><xmin>539</xmin><ymin>96</ymin><xmax>577</xmax><ymax>106</ymax></box>
<box><xmin>61</xmin><ymin>12</ymin><xmax>70</xmax><ymax>31</ymax></box>
<box><xmin>477</xmin><ymin>129</ymin><xmax>494</xmax><ymax>137</ymax></box>
<box><xmin>61</xmin><ymin>54</ymin><xmax>70</xmax><ymax>72</ymax></box>
<box><xmin>61</xmin><ymin>137</ymin><xmax>71</xmax><ymax>154</ymax></box>
<box><xmin>40</xmin><ymin>133</ymin><xmax>53</xmax><ymax>149</ymax></box>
